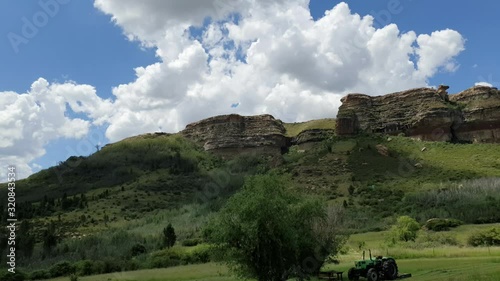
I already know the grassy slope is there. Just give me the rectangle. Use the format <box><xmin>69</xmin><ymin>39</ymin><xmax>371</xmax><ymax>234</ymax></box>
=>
<box><xmin>283</xmin><ymin>118</ymin><xmax>336</xmax><ymax>137</ymax></box>
<box><xmin>1</xmin><ymin>134</ymin><xmax>218</xmax><ymax>203</ymax></box>
<box><xmin>4</xmin><ymin>130</ymin><xmax>500</xmax><ymax>236</ymax></box>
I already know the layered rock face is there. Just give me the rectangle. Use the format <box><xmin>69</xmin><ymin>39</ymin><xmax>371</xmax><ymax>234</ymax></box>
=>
<box><xmin>181</xmin><ymin>114</ymin><xmax>290</xmax><ymax>155</ymax></box>
<box><xmin>336</xmin><ymin>86</ymin><xmax>500</xmax><ymax>143</ymax></box>
<box><xmin>450</xmin><ymin>86</ymin><xmax>500</xmax><ymax>143</ymax></box>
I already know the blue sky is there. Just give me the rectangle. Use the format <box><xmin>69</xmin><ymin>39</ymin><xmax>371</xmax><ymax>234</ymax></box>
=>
<box><xmin>0</xmin><ymin>0</ymin><xmax>498</xmax><ymax>179</ymax></box>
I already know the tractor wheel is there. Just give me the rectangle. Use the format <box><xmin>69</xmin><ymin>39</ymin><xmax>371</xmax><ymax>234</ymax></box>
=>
<box><xmin>348</xmin><ymin>268</ymin><xmax>359</xmax><ymax>281</ymax></box>
<box><xmin>383</xmin><ymin>259</ymin><xmax>399</xmax><ymax>280</ymax></box>
<box><xmin>367</xmin><ymin>268</ymin><xmax>379</xmax><ymax>281</ymax></box>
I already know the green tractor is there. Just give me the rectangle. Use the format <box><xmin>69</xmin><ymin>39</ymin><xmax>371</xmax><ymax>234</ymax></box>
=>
<box><xmin>347</xmin><ymin>250</ymin><xmax>400</xmax><ymax>281</ymax></box>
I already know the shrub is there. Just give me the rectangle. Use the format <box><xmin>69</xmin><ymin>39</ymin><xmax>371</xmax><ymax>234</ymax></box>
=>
<box><xmin>149</xmin><ymin>248</ymin><xmax>183</xmax><ymax>268</ymax></box>
<box><xmin>181</xmin><ymin>238</ymin><xmax>203</xmax><ymax>247</ymax></box>
<box><xmin>49</xmin><ymin>261</ymin><xmax>76</xmax><ymax>278</ymax></box>
<box><xmin>122</xmin><ymin>259</ymin><xmax>141</xmax><ymax>271</ymax></box>
<box><xmin>69</xmin><ymin>274</ymin><xmax>78</xmax><ymax>281</ymax></box>
<box><xmin>389</xmin><ymin>216</ymin><xmax>420</xmax><ymax>243</ymax></box>
<box><xmin>181</xmin><ymin>245</ymin><xmax>211</xmax><ymax>264</ymax></box>
<box><xmin>91</xmin><ymin>260</ymin><xmax>105</xmax><ymax>275</ymax></box>
<box><xmin>424</xmin><ymin>218</ymin><xmax>463</xmax><ymax>231</ymax></box>
<box><xmin>74</xmin><ymin>260</ymin><xmax>94</xmax><ymax>276</ymax></box>
<box><xmin>102</xmin><ymin>258</ymin><xmax>122</xmax><ymax>273</ymax></box>
<box><xmin>30</xmin><ymin>269</ymin><xmax>51</xmax><ymax>280</ymax></box>
<box><xmin>467</xmin><ymin>227</ymin><xmax>500</xmax><ymax>247</ymax></box>
<box><xmin>0</xmin><ymin>270</ymin><xmax>26</xmax><ymax>281</ymax></box>
<box><xmin>87</xmin><ymin>259</ymin><xmax>122</xmax><ymax>275</ymax></box>
<box><xmin>130</xmin><ymin>243</ymin><xmax>147</xmax><ymax>256</ymax></box>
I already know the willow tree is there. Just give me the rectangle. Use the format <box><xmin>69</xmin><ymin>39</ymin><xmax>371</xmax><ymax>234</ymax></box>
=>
<box><xmin>206</xmin><ymin>174</ymin><xmax>345</xmax><ymax>281</ymax></box>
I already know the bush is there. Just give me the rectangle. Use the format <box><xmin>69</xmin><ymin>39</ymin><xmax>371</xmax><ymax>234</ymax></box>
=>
<box><xmin>0</xmin><ymin>270</ymin><xmax>26</xmax><ymax>281</ymax></box>
<box><xmin>122</xmin><ymin>259</ymin><xmax>141</xmax><ymax>271</ymax></box>
<box><xmin>389</xmin><ymin>216</ymin><xmax>420</xmax><ymax>243</ymax></box>
<box><xmin>424</xmin><ymin>218</ymin><xmax>463</xmax><ymax>231</ymax></box>
<box><xmin>149</xmin><ymin>248</ymin><xmax>183</xmax><ymax>268</ymax></box>
<box><xmin>181</xmin><ymin>238</ymin><xmax>203</xmax><ymax>247</ymax></box>
<box><xmin>49</xmin><ymin>261</ymin><xmax>76</xmax><ymax>278</ymax></box>
<box><xmin>87</xmin><ymin>259</ymin><xmax>122</xmax><ymax>275</ymax></box>
<box><xmin>29</xmin><ymin>270</ymin><xmax>50</xmax><ymax>280</ymax></box>
<box><xmin>102</xmin><ymin>258</ymin><xmax>122</xmax><ymax>273</ymax></box>
<box><xmin>74</xmin><ymin>260</ymin><xmax>94</xmax><ymax>276</ymax></box>
<box><xmin>181</xmin><ymin>245</ymin><xmax>211</xmax><ymax>264</ymax></box>
<box><xmin>91</xmin><ymin>260</ymin><xmax>105</xmax><ymax>275</ymax></box>
<box><xmin>467</xmin><ymin>227</ymin><xmax>500</xmax><ymax>247</ymax></box>
<box><xmin>69</xmin><ymin>274</ymin><xmax>78</xmax><ymax>281</ymax></box>
<box><xmin>130</xmin><ymin>243</ymin><xmax>147</xmax><ymax>256</ymax></box>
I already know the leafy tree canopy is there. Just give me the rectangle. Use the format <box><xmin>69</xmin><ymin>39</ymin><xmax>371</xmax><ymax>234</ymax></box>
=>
<box><xmin>206</xmin><ymin>173</ymin><xmax>345</xmax><ymax>281</ymax></box>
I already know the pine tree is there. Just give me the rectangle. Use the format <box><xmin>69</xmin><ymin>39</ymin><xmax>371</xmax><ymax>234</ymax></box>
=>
<box><xmin>163</xmin><ymin>223</ymin><xmax>176</xmax><ymax>248</ymax></box>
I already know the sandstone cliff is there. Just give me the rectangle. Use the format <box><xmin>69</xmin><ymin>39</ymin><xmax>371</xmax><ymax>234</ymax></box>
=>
<box><xmin>181</xmin><ymin>114</ymin><xmax>290</xmax><ymax>155</ymax></box>
<box><xmin>336</xmin><ymin>85</ymin><xmax>500</xmax><ymax>143</ymax></box>
<box><xmin>450</xmin><ymin>86</ymin><xmax>500</xmax><ymax>143</ymax></box>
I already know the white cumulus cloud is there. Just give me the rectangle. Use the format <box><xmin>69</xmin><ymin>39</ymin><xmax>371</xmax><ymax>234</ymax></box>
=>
<box><xmin>0</xmin><ymin>78</ymin><xmax>111</xmax><ymax>179</ymax></box>
<box><xmin>3</xmin><ymin>1</ymin><xmax>467</xmax><ymax>179</ymax></box>
<box><xmin>93</xmin><ymin>1</ymin><xmax>465</xmax><ymax>142</ymax></box>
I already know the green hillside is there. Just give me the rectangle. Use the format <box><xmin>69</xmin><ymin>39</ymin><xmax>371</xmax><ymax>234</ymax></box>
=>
<box><xmin>1</xmin><ymin>127</ymin><xmax>500</xmax><ymax>280</ymax></box>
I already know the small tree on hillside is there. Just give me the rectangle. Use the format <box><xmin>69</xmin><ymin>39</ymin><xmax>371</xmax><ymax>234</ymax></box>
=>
<box><xmin>163</xmin><ymin>223</ymin><xmax>176</xmax><ymax>248</ymax></box>
<box><xmin>389</xmin><ymin>216</ymin><xmax>420</xmax><ymax>243</ymax></box>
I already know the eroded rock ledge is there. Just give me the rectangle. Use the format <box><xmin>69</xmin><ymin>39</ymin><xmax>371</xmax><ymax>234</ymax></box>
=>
<box><xmin>181</xmin><ymin>114</ymin><xmax>290</xmax><ymax>156</ymax></box>
<box><xmin>336</xmin><ymin>85</ymin><xmax>500</xmax><ymax>143</ymax></box>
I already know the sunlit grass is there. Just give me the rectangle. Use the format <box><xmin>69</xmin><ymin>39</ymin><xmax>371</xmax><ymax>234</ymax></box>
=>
<box><xmin>283</xmin><ymin>119</ymin><xmax>336</xmax><ymax>137</ymax></box>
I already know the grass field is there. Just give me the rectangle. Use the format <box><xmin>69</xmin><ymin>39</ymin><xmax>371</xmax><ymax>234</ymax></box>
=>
<box><xmin>45</xmin><ymin>224</ymin><xmax>500</xmax><ymax>281</ymax></box>
<box><xmin>46</xmin><ymin>256</ymin><xmax>500</xmax><ymax>281</ymax></box>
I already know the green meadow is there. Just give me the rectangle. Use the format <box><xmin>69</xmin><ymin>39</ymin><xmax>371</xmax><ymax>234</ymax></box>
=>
<box><xmin>45</xmin><ymin>224</ymin><xmax>500</xmax><ymax>281</ymax></box>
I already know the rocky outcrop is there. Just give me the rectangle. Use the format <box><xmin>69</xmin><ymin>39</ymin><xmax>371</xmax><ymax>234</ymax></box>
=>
<box><xmin>181</xmin><ymin>114</ymin><xmax>290</xmax><ymax>156</ymax></box>
<box><xmin>450</xmin><ymin>86</ymin><xmax>500</xmax><ymax>143</ymax></box>
<box><xmin>336</xmin><ymin>85</ymin><xmax>500</xmax><ymax>143</ymax></box>
<box><xmin>336</xmin><ymin>87</ymin><xmax>460</xmax><ymax>141</ymax></box>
